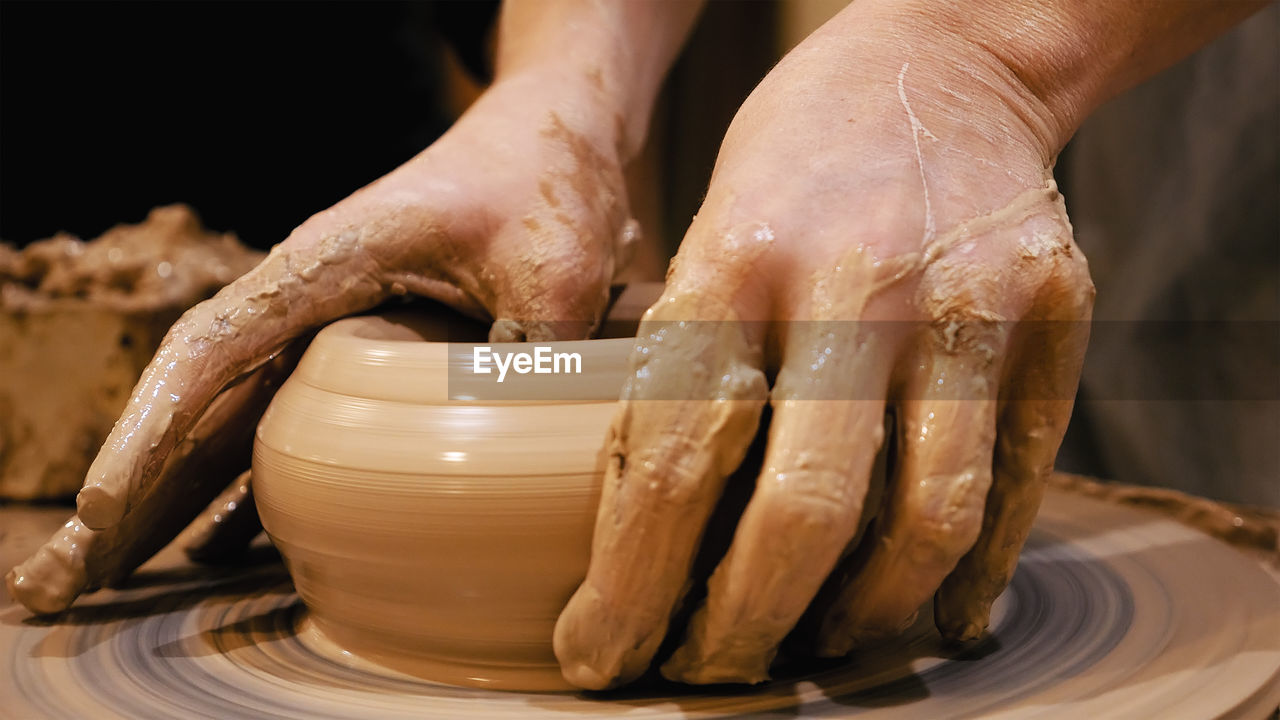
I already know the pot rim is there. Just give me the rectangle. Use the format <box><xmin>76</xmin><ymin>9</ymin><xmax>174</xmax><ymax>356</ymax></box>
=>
<box><xmin>293</xmin><ymin>310</ymin><xmax>636</xmax><ymax>405</ymax></box>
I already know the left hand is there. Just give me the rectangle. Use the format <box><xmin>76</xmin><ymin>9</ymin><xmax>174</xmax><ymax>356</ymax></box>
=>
<box><xmin>7</xmin><ymin>62</ymin><xmax>641</xmax><ymax>614</ymax></box>
<box><xmin>554</xmin><ymin>2</ymin><xmax>1094</xmax><ymax>688</ymax></box>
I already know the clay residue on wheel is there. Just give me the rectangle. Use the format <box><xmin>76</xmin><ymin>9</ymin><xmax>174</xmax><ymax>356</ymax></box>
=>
<box><xmin>1050</xmin><ymin>473</ymin><xmax>1280</xmax><ymax>568</ymax></box>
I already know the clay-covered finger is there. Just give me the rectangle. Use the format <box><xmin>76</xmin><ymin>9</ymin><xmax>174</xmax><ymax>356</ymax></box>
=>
<box><xmin>553</xmin><ymin>289</ymin><xmax>769</xmax><ymax>690</ymax></box>
<box><xmin>815</xmin><ymin>327</ymin><xmax>1007</xmax><ymax>656</ymax></box>
<box><xmin>7</xmin><ymin>348</ymin><xmax>295</xmax><ymax>614</ymax></box>
<box><xmin>660</xmin><ymin>324</ymin><xmax>895</xmax><ymax>684</ymax></box>
<box><xmin>482</xmin><ymin>110</ymin><xmax>640</xmax><ymax>344</ymax></box>
<box><xmin>74</xmin><ymin>223</ymin><xmax>394</xmax><ymax>529</ymax></box>
<box><xmin>935</xmin><ymin>309</ymin><xmax>1092</xmax><ymax>640</ymax></box>
<box><xmin>485</xmin><ymin>212</ymin><xmax>641</xmax><ymax>343</ymax></box>
<box><xmin>181</xmin><ymin>470</ymin><xmax>263</xmax><ymax>564</ymax></box>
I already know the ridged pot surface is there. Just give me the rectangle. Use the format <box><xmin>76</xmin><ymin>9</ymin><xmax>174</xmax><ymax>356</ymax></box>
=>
<box><xmin>253</xmin><ymin>309</ymin><xmax>633</xmax><ymax>691</ymax></box>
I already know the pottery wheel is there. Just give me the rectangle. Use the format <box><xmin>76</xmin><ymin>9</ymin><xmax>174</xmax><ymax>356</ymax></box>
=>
<box><xmin>3</xmin><ymin>489</ymin><xmax>1278</xmax><ymax>719</ymax></box>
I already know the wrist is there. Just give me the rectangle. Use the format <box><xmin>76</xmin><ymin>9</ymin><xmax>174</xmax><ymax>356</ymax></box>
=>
<box><xmin>484</xmin><ymin>65</ymin><xmax>633</xmax><ymax>165</ymax></box>
<box><xmin>493</xmin><ymin>0</ymin><xmax>702</xmax><ymax>163</ymax></box>
<box><xmin>782</xmin><ymin>4</ymin><xmax>1068</xmax><ymax>163</ymax></box>
<box><xmin>849</xmin><ymin>0</ymin><xmax>1266</xmax><ymax>154</ymax></box>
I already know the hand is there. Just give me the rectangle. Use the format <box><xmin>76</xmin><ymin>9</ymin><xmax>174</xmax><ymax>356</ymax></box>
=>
<box><xmin>5</xmin><ymin>348</ymin><xmax>298</xmax><ymax>613</ymax></box>
<box><xmin>554</xmin><ymin>5</ymin><xmax>1094</xmax><ymax>688</ymax></box>
<box><xmin>7</xmin><ymin>65</ymin><xmax>639</xmax><ymax>614</ymax></box>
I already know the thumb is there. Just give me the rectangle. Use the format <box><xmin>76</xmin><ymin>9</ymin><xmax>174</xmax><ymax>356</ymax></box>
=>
<box><xmin>486</xmin><ymin>218</ymin><xmax>641</xmax><ymax>343</ymax></box>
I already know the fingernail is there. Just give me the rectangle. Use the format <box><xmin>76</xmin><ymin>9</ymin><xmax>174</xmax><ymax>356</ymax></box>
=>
<box><xmin>560</xmin><ymin>662</ymin><xmax>615</xmax><ymax>691</ymax></box>
<box><xmin>6</xmin><ymin>544</ymin><xmax>87</xmax><ymax>615</ymax></box>
<box><xmin>488</xmin><ymin>319</ymin><xmax>524</xmax><ymax>343</ymax></box>
<box><xmin>941</xmin><ymin>620</ymin><xmax>985</xmax><ymax>643</ymax></box>
<box><xmin>936</xmin><ymin>600</ymin><xmax>990</xmax><ymax>643</ymax></box>
<box><xmin>76</xmin><ymin>484</ymin><xmax>123</xmax><ymax>530</ymax></box>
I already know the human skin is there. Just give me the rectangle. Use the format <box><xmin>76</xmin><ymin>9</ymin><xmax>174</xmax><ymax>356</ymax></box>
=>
<box><xmin>7</xmin><ymin>0</ymin><xmax>1265</xmax><ymax>688</ymax></box>
<box><xmin>553</xmin><ymin>0</ymin><xmax>1266</xmax><ymax>688</ymax></box>
<box><xmin>6</xmin><ymin>349</ymin><xmax>298</xmax><ymax>613</ymax></box>
<box><xmin>6</xmin><ymin>0</ymin><xmax>702</xmax><ymax>612</ymax></box>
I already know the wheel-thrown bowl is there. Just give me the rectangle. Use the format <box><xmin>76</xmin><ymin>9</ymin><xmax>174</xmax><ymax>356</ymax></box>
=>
<box><xmin>253</xmin><ymin>292</ymin><xmax>654</xmax><ymax>691</ymax></box>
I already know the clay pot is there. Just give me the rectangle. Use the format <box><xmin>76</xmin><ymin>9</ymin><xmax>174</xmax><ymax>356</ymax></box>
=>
<box><xmin>252</xmin><ymin>293</ymin><xmax>655</xmax><ymax>691</ymax></box>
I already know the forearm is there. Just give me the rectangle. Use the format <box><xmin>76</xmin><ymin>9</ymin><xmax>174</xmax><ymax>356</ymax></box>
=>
<box><xmin>494</xmin><ymin>0</ymin><xmax>704</xmax><ymax>160</ymax></box>
<box><xmin>887</xmin><ymin>0</ymin><xmax>1268</xmax><ymax>150</ymax></box>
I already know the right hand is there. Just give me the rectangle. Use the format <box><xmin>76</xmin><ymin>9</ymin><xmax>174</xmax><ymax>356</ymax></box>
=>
<box><xmin>553</xmin><ymin>3</ymin><xmax>1094</xmax><ymax>687</ymax></box>
<box><xmin>6</xmin><ymin>65</ymin><xmax>639</xmax><ymax>613</ymax></box>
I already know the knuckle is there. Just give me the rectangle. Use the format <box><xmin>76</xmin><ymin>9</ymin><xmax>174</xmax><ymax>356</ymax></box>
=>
<box><xmin>761</xmin><ymin>468</ymin><xmax>862</xmax><ymax>534</ymax></box>
<box><xmin>995</xmin><ymin>419</ymin><xmax>1061</xmax><ymax>477</ymax></box>
<box><xmin>668</xmin><ymin>219</ymin><xmax>778</xmax><ymax>293</ymax></box>
<box><xmin>928</xmin><ymin>313</ymin><xmax>1009</xmax><ymax>359</ymax></box>
<box><xmin>899</xmin><ymin>469</ymin><xmax>990</xmax><ymax>565</ymax></box>
<box><xmin>1059</xmin><ymin>254</ymin><xmax>1097</xmax><ymax>311</ymax></box>
<box><xmin>1016</xmin><ymin>217</ymin><xmax>1096</xmax><ymax>315</ymax></box>
<box><xmin>627</xmin><ymin>320</ymin><xmax>766</xmax><ymax>404</ymax></box>
<box><xmin>619</xmin><ymin>435</ymin><xmax>714</xmax><ymax>508</ymax></box>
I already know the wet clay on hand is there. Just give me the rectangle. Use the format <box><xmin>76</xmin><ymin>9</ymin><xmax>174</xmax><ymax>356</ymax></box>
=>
<box><xmin>554</xmin><ymin>4</ymin><xmax>1095</xmax><ymax>688</ymax></box>
<box><xmin>555</xmin><ymin>285</ymin><xmax>770</xmax><ymax>689</ymax></box>
<box><xmin>5</xmin><ymin>348</ymin><xmax>297</xmax><ymax>614</ymax></box>
<box><xmin>1</xmin><ymin>66</ymin><xmax>647</xmax><ymax>622</ymax></box>
<box><xmin>71</xmin><ymin>75</ymin><xmax>641</xmax><ymax>535</ymax></box>
<box><xmin>0</xmin><ymin>205</ymin><xmax>262</xmax><ymax>500</ymax></box>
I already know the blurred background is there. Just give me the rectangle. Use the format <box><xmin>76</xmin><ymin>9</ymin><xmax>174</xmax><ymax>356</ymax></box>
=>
<box><xmin>0</xmin><ymin>0</ymin><xmax>786</xmax><ymax>256</ymax></box>
<box><xmin>1</xmin><ymin>1</ymin><xmax>1276</xmax><ymax>506</ymax></box>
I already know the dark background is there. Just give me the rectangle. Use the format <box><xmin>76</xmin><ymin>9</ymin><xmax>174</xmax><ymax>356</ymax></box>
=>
<box><xmin>0</xmin><ymin>1</ymin><xmax>496</xmax><ymax>248</ymax></box>
<box><xmin>3</xmin><ymin>2</ymin><xmax>1276</xmax><ymax>503</ymax></box>
<box><xmin>0</xmin><ymin>0</ymin><xmax>777</xmax><ymax>256</ymax></box>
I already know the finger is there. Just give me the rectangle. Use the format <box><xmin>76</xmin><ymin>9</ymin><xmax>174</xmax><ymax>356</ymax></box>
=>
<box><xmin>935</xmin><ymin>304</ymin><xmax>1092</xmax><ymax>641</ymax></box>
<box><xmin>485</xmin><ymin>217</ymin><xmax>640</xmax><ymax>343</ymax></box>
<box><xmin>553</xmin><ymin>288</ymin><xmax>769</xmax><ymax>690</ymax></box>
<box><xmin>7</xmin><ymin>348</ymin><xmax>294</xmax><ymax>614</ymax></box>
<box><xmin>181</xmin><ymin>470</ymin><xmax>263</xmax><ymax>564</ymax></box>
<box><xmin>816</xmin><ymin>324</ymin><xmax>1007</xmax><ymax>656</ymax></box>
<box><xmin>75</xmin><ymin>221</ymin><xmax>393</xmax><ymax>529</ymax></box>
<box><xmin>486</xmin><ymin>111</ymin><xmax>639</xmax><ymax>343</ymax></box>
<box><xmin>660</xmin><ymin>324</ymin><xmax>894</xmax><ymax>685</ymax></box>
